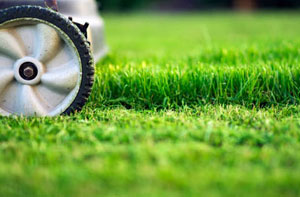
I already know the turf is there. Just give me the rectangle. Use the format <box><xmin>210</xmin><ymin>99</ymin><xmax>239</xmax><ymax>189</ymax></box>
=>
<box><xmin>1</xmin><ymin>12</ymin><xmax>300</xmax><ymax>197</ymax></box>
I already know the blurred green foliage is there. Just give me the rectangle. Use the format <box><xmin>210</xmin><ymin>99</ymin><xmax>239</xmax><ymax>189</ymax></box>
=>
<box><xmin>97</xmin><ymin>0</ymin><xmax>231</xmax><ymax>11</ymax></box>
<box><xmin>97</xmin><ymin>0</ymin><xmax>300</xmax><ymax>11</ymax></box>
<box><xmin>97</xmin><ymin>0</ymin><xmax>152</xmax><ymax>10</ymax></box>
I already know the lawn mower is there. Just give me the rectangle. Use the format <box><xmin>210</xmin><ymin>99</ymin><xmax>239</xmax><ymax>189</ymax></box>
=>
<box><xmin>0</xmin><ymin>0</ymin><xmax>107</xmax><ymax>117</ymax></box>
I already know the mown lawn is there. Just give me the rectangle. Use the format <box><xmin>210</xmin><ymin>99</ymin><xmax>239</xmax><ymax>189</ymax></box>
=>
<box><xmin>1</xmin><ymin>12</ymin><xmax>300</xmax><ymax>197</ymax></box>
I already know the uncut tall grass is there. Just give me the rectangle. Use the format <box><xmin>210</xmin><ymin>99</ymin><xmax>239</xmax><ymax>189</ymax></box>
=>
<box><xmin>90</xmin><ymin>13</ymin><xmax>300</xmax><ymax>109</ymax></box>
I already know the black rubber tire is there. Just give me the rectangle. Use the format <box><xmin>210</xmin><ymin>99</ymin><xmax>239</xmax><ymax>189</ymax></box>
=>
<box><xmin>0</xmin><ymin>5</ymin><xmax>94</xmax><ymax>115</ymax></box>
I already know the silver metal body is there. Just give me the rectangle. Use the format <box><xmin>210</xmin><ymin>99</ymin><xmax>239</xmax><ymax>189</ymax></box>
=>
<box><xmin>0</xmin><ymin>0</ymin><xmax>107</xmax><ymax>61</ymax></box>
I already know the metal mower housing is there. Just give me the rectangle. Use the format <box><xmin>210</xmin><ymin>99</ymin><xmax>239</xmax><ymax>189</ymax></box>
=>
<box><xmin>0</xmin><ymin>0</ymin><xmax>107</xmax><ymax>61</ymax></box>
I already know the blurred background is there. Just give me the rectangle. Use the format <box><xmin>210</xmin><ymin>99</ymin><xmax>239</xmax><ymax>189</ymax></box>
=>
<box><xmin>97</xmin><ymin>0</ymin><xmax>300</xmax><ymax>11</ymax></box>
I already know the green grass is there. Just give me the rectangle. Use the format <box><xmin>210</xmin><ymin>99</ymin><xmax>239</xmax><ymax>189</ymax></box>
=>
<box><xmin>1</xmin><ymin>12</ymin><xmax>300</xmax><ymax>197</ymax></box>
<box><xmin>93</xmin><ymin>12</ymin><xmax>300</xmax><ymax>108</ymax></box>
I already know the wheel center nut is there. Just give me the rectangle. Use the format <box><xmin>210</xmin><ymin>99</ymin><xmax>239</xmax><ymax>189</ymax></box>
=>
<box><xmin>19</xmin><ymin>62</ymin><xmax>39</xmax><ymax>81</ymax></box>
<box><xmin>24</xmin><ymin>67</ymin><xmax>34</xmax><ymax>78</ymax></box>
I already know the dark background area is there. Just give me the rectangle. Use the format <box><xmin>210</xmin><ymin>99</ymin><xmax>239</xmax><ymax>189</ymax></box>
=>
<box><xmin>96</xmin><ymin>0</ymin><xmax>300</xmax><ymax>11</ymax></box>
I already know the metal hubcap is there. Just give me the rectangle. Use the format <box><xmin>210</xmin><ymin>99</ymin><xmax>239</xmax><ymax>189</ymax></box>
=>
<box><xmin>13</xmin><ymin>57</ymin><xmax>44</xmax><ymax>86</ymax></box>
<box><xmin>0</xmin><ymin>19</ymin><xmax>82</xmax><ymax>116</ymax></box>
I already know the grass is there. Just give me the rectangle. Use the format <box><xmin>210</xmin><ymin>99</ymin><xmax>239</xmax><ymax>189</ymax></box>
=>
<box><xmin>1</xmin><ymin>12</ymin><xmax>300</xmax><ymax>196</ymax></box>
<box><xmin>93</xmin><ymin>12</ymin><xmax>300</xmax><ymax>108</ymax></box>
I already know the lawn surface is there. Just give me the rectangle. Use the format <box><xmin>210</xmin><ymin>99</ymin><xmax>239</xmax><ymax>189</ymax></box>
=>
<box><xmin>1</xmin><ymin>12</ymin><xmax>300</xmax><ymax>197</ymax></box>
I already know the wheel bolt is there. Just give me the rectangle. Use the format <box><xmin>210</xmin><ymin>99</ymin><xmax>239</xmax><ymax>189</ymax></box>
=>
<box><xmin>23</xmin><ymin>67</ymin><xmax>34</xmax><ymax>78</ymax></box>
<box><xmin>19</xmin><ymin>62</ymin><xmax>39</xmax><ymax>81</ymax></box>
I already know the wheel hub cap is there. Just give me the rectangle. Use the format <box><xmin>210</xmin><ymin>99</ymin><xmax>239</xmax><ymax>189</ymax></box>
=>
<box><xmin>14</xmin><ymin>57</ymin><xmax>44</xmax><ymax>85</ymax></box>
